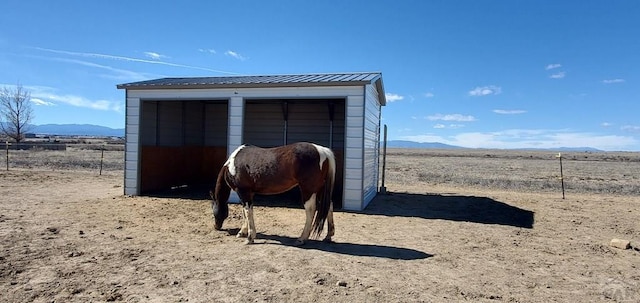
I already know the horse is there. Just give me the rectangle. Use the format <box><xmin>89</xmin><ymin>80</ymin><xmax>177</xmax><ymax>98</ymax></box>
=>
<box><xmin>209</xmin><ymin>142</ymin><xmax>336</xmax><ymax>245</ymax></box>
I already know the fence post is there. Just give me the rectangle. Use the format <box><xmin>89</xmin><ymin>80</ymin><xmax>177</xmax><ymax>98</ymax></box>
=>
<box><xmin>5</xmin><ymin>141</ymin><xmax>8</xmax><ymax>171</ymax></box>
<box><xmin>99</xmin><ymin>146</ymin><xmax>105</xmax><ymax>175</ymax></box>
<box><xmin>557</xmin><ymin>152</ymin><xmax>565</xmax><ymax>199</ymax></box>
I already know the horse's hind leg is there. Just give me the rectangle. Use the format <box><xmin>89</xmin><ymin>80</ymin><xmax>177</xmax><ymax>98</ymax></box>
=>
<box><xmin>323</xmin><ymin>202</ymin><xmax>335</xmax><ymax>243</ymax></box>
<box><xmin>295</xmin><ymin>193</ymin><xmax>317</xmax><ymax>246</ymax></box>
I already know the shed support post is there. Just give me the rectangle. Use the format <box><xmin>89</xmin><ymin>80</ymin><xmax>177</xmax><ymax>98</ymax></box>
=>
<box><xmin>328</xmin><ymin>101</ymin><xmax>335</xmax><ymax>149</ymax></box>
<box><xmin>282</xmin><ymin>101</ymin><xmax>289</xmax><ymax>145</ymax></box>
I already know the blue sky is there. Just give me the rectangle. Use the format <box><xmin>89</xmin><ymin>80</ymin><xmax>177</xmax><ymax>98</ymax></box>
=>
<box><xmin>1</xmin><ymin>1</ymin><xmax>639</xmax><ymax>151</ymax></box>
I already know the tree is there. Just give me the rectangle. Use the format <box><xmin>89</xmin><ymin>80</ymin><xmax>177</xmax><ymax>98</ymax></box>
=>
<box><xmin>0</xmin><ymin>84</ymin><xmax>34</xmax><ymax>143</ymax></box>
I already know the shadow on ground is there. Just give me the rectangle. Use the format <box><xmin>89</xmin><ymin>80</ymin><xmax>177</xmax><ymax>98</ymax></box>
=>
<box><xmin>254</xmin><ymin>233</ymin><xmax>433</xmax><ymax>260</ymax></box>
<box><xmin>146</xmin><ymin>186</ymin><xmax>534</xmax><ymax>229</ymax></box>
<box><xmin>364</xmin><ymin>192</ymin><xmax>535</xmax><ymax>229</ymax></box>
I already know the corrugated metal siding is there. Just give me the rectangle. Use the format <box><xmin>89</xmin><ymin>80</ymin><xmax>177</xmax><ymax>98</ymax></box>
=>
<box><xmin>140</xmin><ymin>102</ymin><xmax>157</xmax><ymax>145</ymax></box>
<box><xmin>156</xmin><ymin>102</ymin><xmax>183</xmax><ymax>146</ymax></box>
<box><xmin>228</xmin><ymin>96</ymin><xmax>244</xmax><ymax>151</ymax></box>
<box><xmin>125</xmin><ymin>97</ymin><xmax>140</xmax><ymax>195</ymax></box>
<box><xmin>244</xmin><ymin>102</ymin><xmax>285</xmax><ymax>146</ymax></box>
<box><xmin>184</xmin><ymin>102</ymin><xmax>204</xmax><ymax>146</ymax></box>
<box><xmin>362</xmin><ymin>84</ymin><xmax>382</xmax><ymax>208</ymax></box>
<box><xmin>343</xmin><ymin>95</ymin><xmax>365</xmax><ymax>210</ymax></box>
<box><xmin>288</xmin><ymin>103</ymin><xmax>327</xmax><ymax>145</ymax></box>
<box><xmin>204</xmin><ymin>103</ymin><xmax>228</xmax><ymax>146</ymax></box>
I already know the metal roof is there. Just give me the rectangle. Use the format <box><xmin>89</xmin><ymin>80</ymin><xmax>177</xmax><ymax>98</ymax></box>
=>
<box><xmin>117</xmin><ymin>72</ymin><xmax>383</xmax><ymax>90</ymax></box>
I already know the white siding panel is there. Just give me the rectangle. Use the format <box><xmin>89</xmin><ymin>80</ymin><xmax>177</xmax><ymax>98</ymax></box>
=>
<box><xmin>125</xmin><ymin>169</ymin><xmax>138</xmax><ymax>180</ymax></box>
<box><xmin>127</xmin><ymin>105</ymin><xmax>140</xmax><ymax>117</ymax></box>
<box><xmin>125</xmin><ymin>97</ymin><xmax>140</xmax><ymax>197</ymax></box>
<box><xmin>125</xmin><ymin>142</ymin><xmax>138</xmax><ymax>154</ymax></box>
<box><xmin>227</xmin><ymin>96</ymin><xmax>244</xmax><ymax>156</ymax></box>
<box><xmin>344</xmin><ymin>156</ymin><xmax>362</xmax><ymax>166</ymax></box>
<box><xmin>229</xmin><ymin>103</ymin><xmax>244</xmax><ymax>116</ymax></box>
<box><xmin>344</xmin><ymin>94</ymin><xmax>365</xmax><ymax>211</ymax></box>
<box><xmin>342</xmin><ymin>189</ymin><xmax>361</xmax><ymax>211</ymax></box>
<box><xmin>361</xmin><ymin>84</ymin><xmax>382</xmax><ymax>209</ymax></box>
<box><xmin>345</xmin><ymin>126</ymin><xmax>362</xmax><ymax>138</ymax></box>
<box><xmin>228</xmin><ymin>126</ymin><xmax>242</xmax><ymax>137</ymax></box>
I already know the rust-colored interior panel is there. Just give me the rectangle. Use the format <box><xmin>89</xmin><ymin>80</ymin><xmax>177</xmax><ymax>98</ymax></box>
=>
<box><xmin>140</xmin><ymin>146</ymin><xmax>227</xmax><ymax>193</ymax></box>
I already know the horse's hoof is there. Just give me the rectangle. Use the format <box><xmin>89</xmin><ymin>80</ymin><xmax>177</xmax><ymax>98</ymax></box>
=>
<box><xmin>323</xmin><ymin>237</ymin><xmax>333</xmax><ymax>243</ymax></box>
<box><xmin>294</xmin><ymin>239</ymin><xmax>305</xmax><ymax>246</ymax></box>
<box><xmin>245</xmin><ymin>238</ymin><xmax>254</xmax><ymax>245</ymax></box>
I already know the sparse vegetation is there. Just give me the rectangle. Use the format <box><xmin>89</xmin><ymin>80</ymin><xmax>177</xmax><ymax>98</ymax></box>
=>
<box><xmin>5</xmin><ymin>145</ymin><xmax>124</xmax><ymax>172</ymax></box>
<box><xmin>384</xmin><ymin>148</ymin><xmax>640</xmax><ymax>196</ymax></box>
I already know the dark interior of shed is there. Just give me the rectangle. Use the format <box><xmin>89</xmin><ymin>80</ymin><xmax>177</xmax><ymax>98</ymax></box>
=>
<box><xmin>137</xmin><ymin>98</ymin><xmax>345</xmax><ymax>208</ymax></box>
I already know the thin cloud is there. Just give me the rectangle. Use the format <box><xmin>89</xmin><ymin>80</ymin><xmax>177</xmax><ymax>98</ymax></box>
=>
<box><xmin>493</xmin><ymin>109</ymin><xmax>526</xmax><ymax>114</ymax></box>
<box><xmin>602</xmin><ymin>79</ymin><xmax>625</xmax><ymax>84</ymax></box>
<box><xmin>144</xmin><ymin>52</ymin><xmax>168</xmax><ymax>60</ymax></box>
<box><xmin>601</xmin><ymin>122</ymin><xmax>613</xmax><ymax>127</ymax></box>
<box><xmin>469</xmin><ymin>85</ymin><xmax>501</xmax><ymax>96</ymax></box>
<box><xmin>26</xmin><ymin>85</ymin><xmax>123</xmax><ymax>112</ymax></box>
<box><xmin>32</xmin><ymin>47</ymin><xmax>240</xmax><ymax>74</ymax></box>
<box><xmin>550</xmin><ymin>71</ymin><xmax>566</xmax><ymax>79</ymax></box>
<box><xmin>31</xmin><ymin>98</ymin><xmax>56</xmax><ymax>106</ymax></box>
<box><xmin>385</xmin><ymin>93</ymin><xmax>404</xmax><ymax>102</ymax></box>
<box><xmin>401</xmin><ymin>129</ymin><xmax>638</xmax><ymax>151</ymax></box>
<box><xmin>424</xmin><ymin>92</ymin><xmax>434</xmax><ymax>98</ymax></box>
<box><xmin>621</xmin><ymin>125</ymin><xmax>640</xmax><ymax>133</ymax></box>
<box><xmin>225</xmin><ymin>50</ymin><xmax>247</xmax><ymax>61</ymax></box>
<box><xmin>48</xmin><ymin>57</ymin><xmax>155</xmax><ymax>81</ymax></box>
<box><xmin>433</xmin><ymin>124</ymin><xmax>464</xmax><ymax>129</ymax></box>
<box><xmin>546</xmin><ymin>63</ymin><xmax>562</xmax><ymax>70</ymax></box>
<box><xmin>427</xmin><ymin>113</ymin><xmax>476</xmax><ymax>122</ymax></box>
<box><xmin>198</xmin><ymin>48</ymin><xmax>217</xmax><ymax>54</ymax></box>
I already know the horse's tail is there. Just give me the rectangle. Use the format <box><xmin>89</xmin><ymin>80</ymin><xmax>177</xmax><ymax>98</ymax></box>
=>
<box><xmin>312</xmin><ymin>147</ymin><xmax>336</xmax><ymax>238</ymax></box>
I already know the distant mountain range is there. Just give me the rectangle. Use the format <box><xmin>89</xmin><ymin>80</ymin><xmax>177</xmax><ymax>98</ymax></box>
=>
<box><xmin>29</xmin><ymin>124</ymin><xmax>125</xmax><ymax>137</ymax></box>
<box><xmin>384</xmin><ymin>140</ymin><xmax>602</xmax><ymax>152</ymax></box>
<box><xmin>384</xmin><ymin>140</ymin><xmax>462</xmax><ymax>149</ymax></box>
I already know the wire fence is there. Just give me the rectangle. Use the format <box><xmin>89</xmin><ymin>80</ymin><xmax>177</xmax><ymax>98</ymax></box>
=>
<box><xmin>3</xmin><ymin>143</ymin><xmax>124</xmax><ymax>174</ymax></box>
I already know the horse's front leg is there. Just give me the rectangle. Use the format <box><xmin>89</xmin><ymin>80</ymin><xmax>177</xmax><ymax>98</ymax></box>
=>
<box><xmin>296</xmin><ymin>193</ymin><xmax>317</xmax><ymax>246</ymax></box>
<box><xmin>237</xmin><ymin>202</ymin><xmax>256</xmax><ymax>244</ymax></box>
<box><xmin>237</xmin><ymin>206</ymin><xmax>248</xmax><ymax>238</ymax></box>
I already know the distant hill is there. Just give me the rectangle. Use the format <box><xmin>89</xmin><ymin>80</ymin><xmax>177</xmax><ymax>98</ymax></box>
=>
<box><xmin>383</xmin><ymin>140</ymin><xmax>603</xmax><ymax>152</ymax></box>
<box><xmin>31</xmin><ymin>124</ymin><xmax>125</xmax><ymax>137</ymax></box>
<box><xmin>384</xmin><ymin>140</ymin><xmax>463</xmax><ymax>149</ymax></box>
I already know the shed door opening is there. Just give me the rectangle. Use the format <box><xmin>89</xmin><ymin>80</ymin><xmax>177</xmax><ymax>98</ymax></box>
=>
<box><xmin>139</xmin><ymin>100</ymin><xmax>228</xmax><ymax>194</ymax></box>
<box><xmin>243</xmin><ymin>99</ymin><xmax>345</xmax><ymax>207</ymax></box>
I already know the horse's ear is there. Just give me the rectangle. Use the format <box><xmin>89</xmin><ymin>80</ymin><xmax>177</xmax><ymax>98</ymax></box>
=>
<box><xmin>209</xmin><ymin>190</ymin><xmax>215</xmax><ymax>201</ymax></box>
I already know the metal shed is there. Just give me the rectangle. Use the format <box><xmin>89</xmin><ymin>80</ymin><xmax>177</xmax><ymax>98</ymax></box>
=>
<box><xmin>117</xmin><ymin>72</ymin><xmax>386</xmax><ymax>211</ymax></box>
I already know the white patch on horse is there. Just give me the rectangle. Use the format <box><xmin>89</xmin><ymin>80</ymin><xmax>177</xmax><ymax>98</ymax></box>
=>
<box><xmin>311</xmin><ymin>143</ymin><xmax>332</xmax><ymax>170</ymax></box>
<box><xmin>224</xmin><ymin>145</ymin><xmax>246</xmax><ymax>176</ymax></box>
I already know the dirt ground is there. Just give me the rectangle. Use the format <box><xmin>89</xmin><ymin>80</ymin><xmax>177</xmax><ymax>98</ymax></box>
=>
<box><xmin>1</xmin><ymin>169</ymin><xmax>639</xmax><ymax>302</ymax></box>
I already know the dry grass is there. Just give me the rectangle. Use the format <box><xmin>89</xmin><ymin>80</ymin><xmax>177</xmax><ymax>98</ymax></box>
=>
<box><xmin>4</xmin><ymin>145</ymin><xmax>124</xmax><ymax>172</ymax></box>
<box><xmin>384</xmin><ymin>148</ymin><xmax>640</xmax><ymax>196</ymax></box>
<box><xmin>5</xmin><ymin>146</ymin><xmax>640</xmax><ymax>196</ymax></box>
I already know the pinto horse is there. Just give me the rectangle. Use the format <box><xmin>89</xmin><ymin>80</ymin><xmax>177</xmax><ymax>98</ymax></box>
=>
<box><xmin>210</xmin><ymin>142</ymin><xmax>336</xmax><ymax>245</ymax></box>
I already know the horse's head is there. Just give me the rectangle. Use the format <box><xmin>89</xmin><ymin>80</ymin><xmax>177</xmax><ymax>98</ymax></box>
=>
<box><xmin>210</xmin><ymin>190</ymin><xmax>229</xmax><ymax>230</ymax></box>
